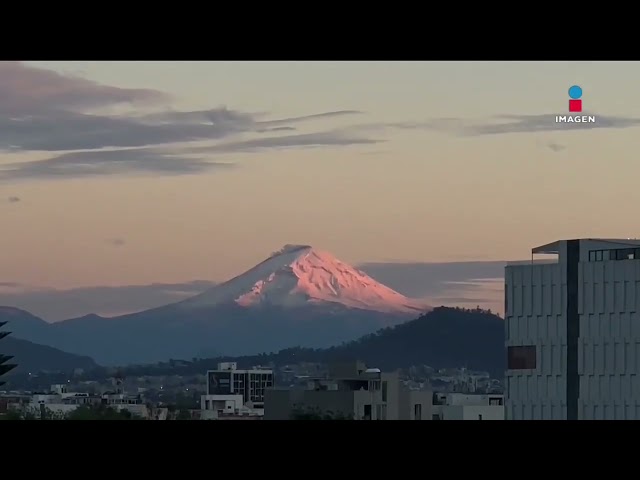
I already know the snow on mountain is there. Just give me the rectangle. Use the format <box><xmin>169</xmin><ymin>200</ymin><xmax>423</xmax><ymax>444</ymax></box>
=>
<box><xmin>180</xmin><ymin>244</ymin><xmax>429</xmax><ymax>315</ymax></box>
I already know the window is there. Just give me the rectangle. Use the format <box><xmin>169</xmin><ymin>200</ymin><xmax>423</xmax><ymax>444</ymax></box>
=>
<box><xmin>507</xmin><ymin>345</ymin><xmax>537</xmax><ymax>370</ymax></box>
<box><xmin>589</xmin><ymin>251</ymin><xmax>596</xmax><ymax>261</ymax></box>
<box><xmin>432</xmin><ymin>414</ymin><xmax>441</xmax><ymax>420</ymax></box>
<box><xmin>596</xmin><ymin>250</ymin><xmax>603</xmax><ymax>261</ymax></box>
<box><xmin>624</xmin><ymin>249</ymin><xmax>634</xmax><ymax>260</ymax></box>
<box><xmin>505</xmin><ymin>290</ymin><xmax>508</xmax><ymax>313</ymax></box>
<box><xmin>478</xmin><ymin>414</ymin><xmax>483</xmax><ymax>420</ymax></box>
<box><xmin>414</xmin><ymin>404</ymin><xmax>422</xmax><ymax>420</ymax></box>
<box><xmin>489</xmin><ymin>397</ymin><xmax>503</xmax><ymax>406</ymax></box>
<box><xmin>382</xmin><ymin>381</ymin><xmax>388</xmax><ymax>402</ymax></box>
<box><xmin>363</xmin><ymin>404</ymin><xmax>372</xmax><ymax>420</ymax></box>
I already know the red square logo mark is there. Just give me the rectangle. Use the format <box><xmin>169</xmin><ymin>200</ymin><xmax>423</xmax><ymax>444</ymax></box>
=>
<box><xmin>569</xmin><ymin>99</ymin><xmax>582</xmax><ymax>112</ymax></box>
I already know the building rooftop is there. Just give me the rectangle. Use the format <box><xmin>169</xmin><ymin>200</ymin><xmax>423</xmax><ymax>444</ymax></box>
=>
<box><xmin>532</xmin><ymin>238</ymin><xmax>640</xmax><ymax>255</ymax></box>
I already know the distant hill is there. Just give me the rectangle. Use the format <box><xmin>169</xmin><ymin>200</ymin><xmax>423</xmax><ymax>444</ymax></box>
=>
<box><xmin>1</xmin><ymin>336</ymin><xmax>98</xmax><ymax>375</ymax></box>
<box><xmin>118</xmin><ymin>307</ymin><xmax>506</xmax><ymax>378</ymax></box>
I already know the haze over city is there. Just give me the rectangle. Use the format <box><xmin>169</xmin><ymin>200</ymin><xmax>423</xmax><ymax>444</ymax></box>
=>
<box><xmin>2</xmin><ymin>61</ymin><xmax>640</xmax><ymax>321</ymax></box>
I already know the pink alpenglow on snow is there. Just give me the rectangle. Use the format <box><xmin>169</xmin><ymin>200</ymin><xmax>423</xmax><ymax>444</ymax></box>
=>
<box><xmin>182</xmin><ymin>244</ymin><xmax>429</xmax><ymax>315</ymax></box>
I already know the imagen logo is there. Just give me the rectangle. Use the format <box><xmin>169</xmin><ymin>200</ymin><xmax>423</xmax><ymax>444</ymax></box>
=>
<box><xmin>555</xmin><ymin>85</ymin><xmax>595</xmax><ymax>124</ymax></box>
<box><xmin>568</xmin><ymin>85</ymin><xmax>582</xmax><ymax>112</ymax></box>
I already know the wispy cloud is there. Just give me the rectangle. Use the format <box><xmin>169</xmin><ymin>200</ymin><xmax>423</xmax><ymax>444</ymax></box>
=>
<box><xmin>0</xmin><ymin>61</ymin><xmax>168</xmax><ymax>114</ymax></box>
<box><xmin>6</xmin><ymin>196</ymin><xmax>20</xmax><ymax>203</ymax></box>
<box><xmin>359</xmin><ymin>261</ymin><xmax>506</xmax><ymax>299</ymax></box>
<box><xmin>0</xmin><ymin>148</ymin><xmax>233</xmax><ymax>180</ymax></box>
<box><xmin>0</xmin><ymin>62</ymin><xmax>371</xmax><ymax>181</ymax></box>
<box><xmin>0</xmin><ymin>280</ymin><xmax>217</xmax><ymax>322</ymax></box>
<box><xmin>417</xmin><ymin>113</ymin><xmax>640</xmax><ymax>136</ymax></box>
<box><xmin>188</xmin><ymin>130</ymin><xmax>381</xmax><ymax>154</ymax></box>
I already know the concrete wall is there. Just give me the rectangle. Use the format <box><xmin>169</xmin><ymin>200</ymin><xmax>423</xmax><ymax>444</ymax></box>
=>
<box><xmin>579</xmin><ymin>258</ymin><xmax>640</xmax><ymax>419</ymax></box>
<box><xmin>435</xmin><ymin>405</ymin><xmax>504</xmax><ymax>420</ymax></box>
<box><xmin>264</xmin><ymin>389</ymin><xmax>356</xmax><ymax>419</ymax></box>
<box><xmin>264</xmin><ymin>389</ymin><xmax>297</xmax><ymax>420</ymax></box>
<box><xmin>505</xmin><ymin>261</ymin><xmax>567</xmax><ymax>420</ymax></box>
<box><xmin>305</xmin><ymin>390</ymin><xmax>356</xmax><ymax>418</ymax></box>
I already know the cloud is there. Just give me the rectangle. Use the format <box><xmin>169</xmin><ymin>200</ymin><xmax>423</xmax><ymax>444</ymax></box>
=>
<box><xmin>0</xmin><ymin>61</ymin><xmax>168</xmax><ymax>113</ymax></box>
<box><xmin>0</xmin><ymin>128</ymin><xmax>376</xmax><ymax>180</ymax></box>
<box><xmin>0</xmin><ymin>108</ymin><xmax>260</xmax><ymax>152</ymax></box>
<box><xmin>106</xmin><ymin>238</ymin><xmax>126</xmax><ymax>247</ymax></box>
<box><xmin>263</xmin><ymin>110</ymin><xmax>364</xmax><ymax>125</ymax></box>
<box><xmin>0</xmin><ymin>62</ymin><xmax>372</xmax><ymax>180</ymax></box>
<box><xmin>256</xmin><ymin>126</ymin><xmax>297</xmax><ymax>133</ymax></box>
<box><xmin>0</xmin><ymin>280</ymin><xmax>216</xmax><ymax>322</ymax></box>
<box><xmin>0</xmin><ymin>148</ymin><xmax>233</xmax><ymax>180</ymax></box>
<box><xmin>420</xmin><ymin>113</ymin><xmax>640</xmax><ymax>136</ymax></box>
<box><xmin>6</xmin><ymin>196</ymin><xmax>20</xmax><ymax>203</ymax></box>
<box><xmin>189</xmin><ymin>130</ymin><xmax>381</xmax><ymax>154</ymax></box>
<box><xmin>358</xmin><ymin>261</ymin><xmax>506</xmax><ymax>299</ymax></box>
<box><xmin>359</xmin><ymin>261</ymin><xmax>507</xmax><ymax>315</ymax></box>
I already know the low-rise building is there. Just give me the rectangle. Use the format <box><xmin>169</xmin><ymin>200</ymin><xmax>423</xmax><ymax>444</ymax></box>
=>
<box><xmin>431</xmin><ymin>392</ymin><xmax>505</xmax><ymax>420</ymax></box>
<box><xmin>7</xmin><ymin>384</ymin><xmax>149</xmax><ymax>419</ymax></box>
<box><xmin>265</xmin><ymin>361</ymin><xmax>432</xmax><ymax>420</ymax></box>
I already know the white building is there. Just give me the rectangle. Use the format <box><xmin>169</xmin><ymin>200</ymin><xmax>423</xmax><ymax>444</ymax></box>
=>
<box><xmin>9</xmin><ymin>384</ymin><xmax>149</xmax><ymax>419</ymax></box>
<box><xmin>201</xmin><ymin>362</ymin><xmax>273</xmax><ymax>419</ymax></box>
<box><xmin>432</xmin><ymin>393</ymin><xmax>504</xmax><ymax>420</ymax></box>
<box><xmin>505</xmin><ymin>238</ymin><xmax>640</xmax><ymax>420</ymax></box>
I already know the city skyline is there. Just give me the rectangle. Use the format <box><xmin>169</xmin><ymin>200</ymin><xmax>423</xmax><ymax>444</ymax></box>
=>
<box><xmin>1</xmin><ymin>61</ymin><xmax>639</xmax><ymax>320</ymax></box>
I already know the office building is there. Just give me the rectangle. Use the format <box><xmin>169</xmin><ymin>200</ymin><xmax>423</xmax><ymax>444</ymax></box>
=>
<box><xmin>201</xmin><ymin>362</ymin><xmax>273</xmax><ymax>419</ymax></box>
<box><xmin>264</xmin><ymin>361</ymin><xmax>432</xmax><ymax>420</ymax></box>
<box><xmin>505</xmin><ymin>238</ymin><xmax>640</xmax><ymax>420</ymax></box>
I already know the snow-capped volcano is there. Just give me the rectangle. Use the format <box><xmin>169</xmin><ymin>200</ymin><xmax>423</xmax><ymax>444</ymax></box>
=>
<box><xmin>181</xmin><ymin>244</ymin><xmax>428</xmax><ymax>315</ymax></box>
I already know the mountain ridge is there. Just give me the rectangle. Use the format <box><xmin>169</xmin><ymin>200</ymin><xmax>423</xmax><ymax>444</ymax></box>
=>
<box><xmin>106</xmin><ymin>307</ymin><xmax>506</xmax><ymax>378</ymax></box>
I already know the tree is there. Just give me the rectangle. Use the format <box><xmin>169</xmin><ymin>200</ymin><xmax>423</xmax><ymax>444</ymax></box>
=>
<box><xmin>66</xmin><ymin>404</ymin><xmax>139</xmax><ymax>420</ymax></box>
<box><xmin>0</xmin><ymin>321</ymin><xmax>17</xmax><ymax>387</ymax></box>
<box><xmin>2</xmin><ymin>405</ymin><xmax>66</xmax><ymax>420</ymax></box>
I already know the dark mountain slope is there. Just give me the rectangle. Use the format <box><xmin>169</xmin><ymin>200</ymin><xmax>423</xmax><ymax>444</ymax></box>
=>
<box><xmin>1</xmin><ymin>336</ymin><xmax>98</xmax><ymax>375</ymax></box>
<box><xmin>119</xmin><ymin>307</ymin><xmax>506</xmax><ymax>378</ymax></box>
<box><xmin>2</xmin><ymin>302</ymin><xmax>412</xmax><ymax>365</ymax></box>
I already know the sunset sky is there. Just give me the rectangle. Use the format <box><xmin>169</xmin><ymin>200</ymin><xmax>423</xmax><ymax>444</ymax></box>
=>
<box><xmin>1</xmin><ymin>61</ymin><xmax>639</xmax><ymax>320</ymax></box>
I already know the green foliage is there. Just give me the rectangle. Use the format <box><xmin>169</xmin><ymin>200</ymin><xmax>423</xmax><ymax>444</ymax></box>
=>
<box><xmin>290</xmin><ymin>406</ymin><xmax>353</xmax><ymax>420</ymax></box>
<box><xmin>1</xmin><ymin>410</ymin><xmax>26</xmax><ymax>420</ymax></box>
<box><xmin>2</xmin><ymin>406</ymin><xmax>66</xmax><ymax>420</ymax></box>
<box><xmin>3</xmin><ymin>404</ymin><xmax>142</xmax><ymax>420</ymax></box>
